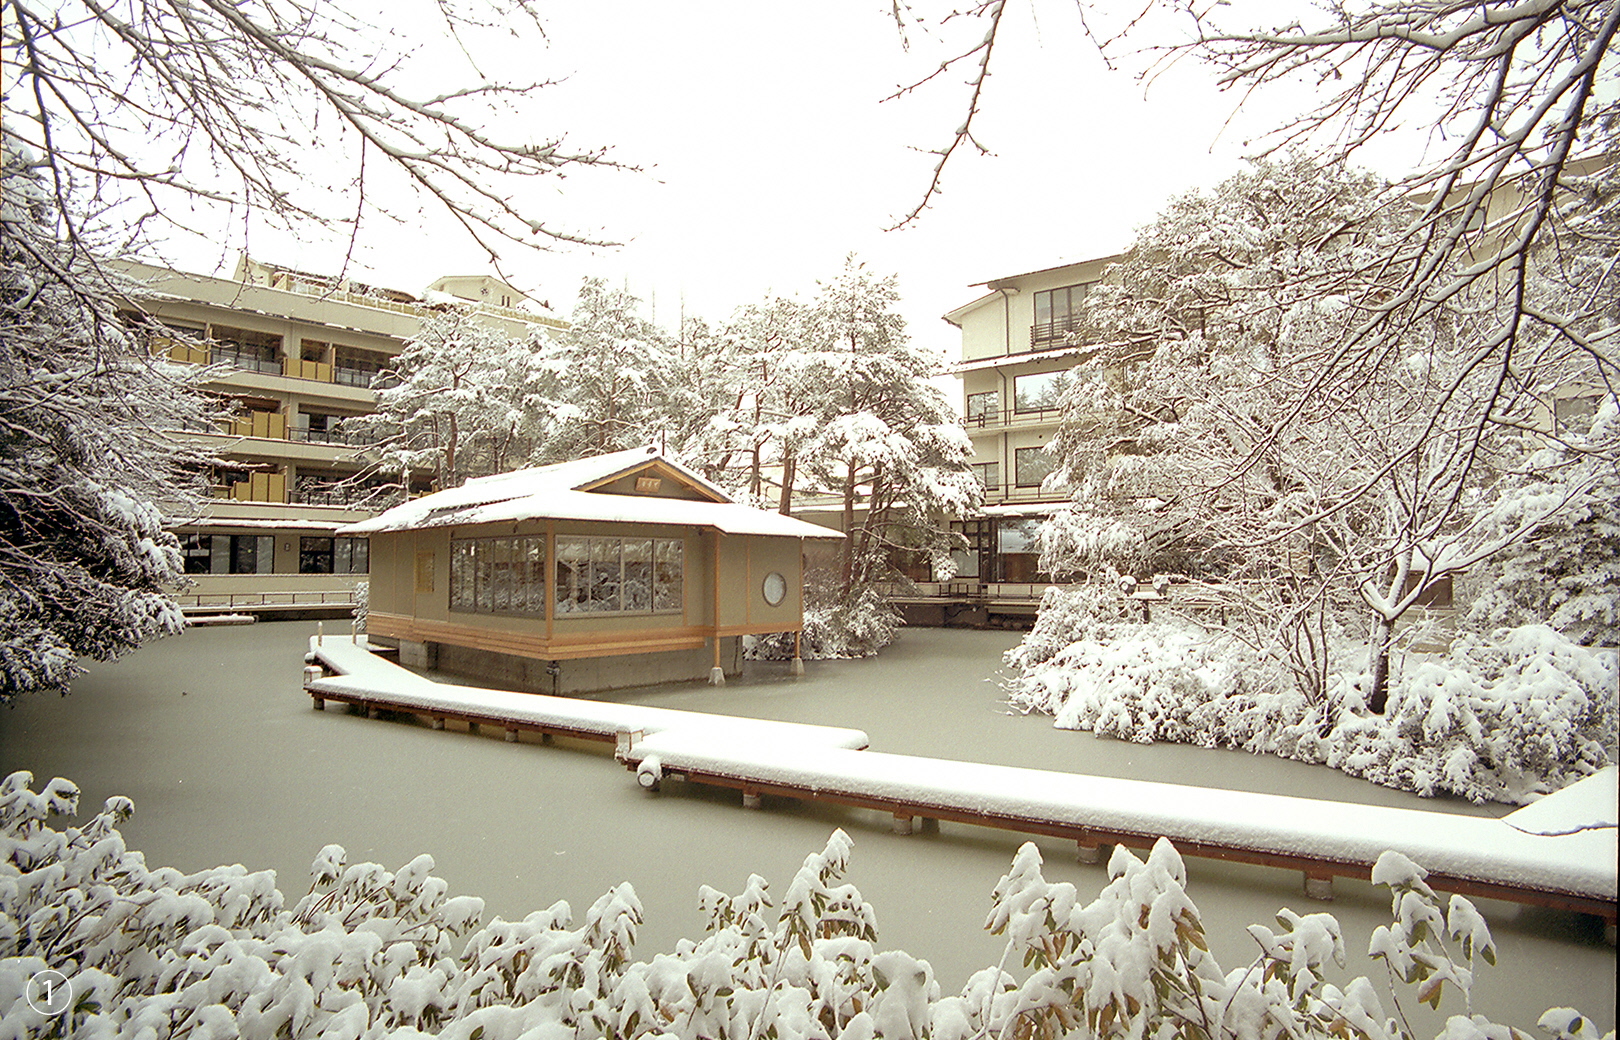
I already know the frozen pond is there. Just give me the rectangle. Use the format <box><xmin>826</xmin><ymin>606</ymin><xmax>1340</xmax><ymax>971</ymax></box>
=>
<box><xmin>1</xmin><ymin>621</ymin><xmax>1612</xmax><ymax>1032</ymax></box>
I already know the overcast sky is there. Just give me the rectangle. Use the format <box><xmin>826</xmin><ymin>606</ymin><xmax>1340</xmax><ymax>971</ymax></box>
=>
<box><xmin>161</xmin><ymin>1</ymin><xmax>1366</xmax><ymax>361</ymax></box>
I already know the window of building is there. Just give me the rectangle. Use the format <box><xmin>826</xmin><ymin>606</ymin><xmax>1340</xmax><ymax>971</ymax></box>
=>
<box><xmin>1013</xmin><ymin>371</ymin><xmax>1072</xmax><ymax>413</ymax></box>
<box><xmin>1014</xmin><ymin>446</ymin><xmax>1057</xmax><ymax>488</ymax></box>
<box><xmin>1031</xmin><ymin>283</ymin><xmax>1092</xmax><ymax>346</ymax></box>
<box><xmin>949</xmin><ymin>519</ymin><xmax>992</xmax><ymax>579</ymax></box>
<box><xmin>966</xmin><ymin>391</ymin><xmax>998</xmax><ymax>425</ymax></box>
<box><xmin>451</xmin><ymin>536</ymin><xmax>546</xmax><ymax>616</ymax></box>
<box><xmin>996</xmin><ymin>518</ymin><xmax>1046</xmax><ymax>582</ymax></box>
<box><xmin>180</xmin><ymin>533</ymin><xmax>274</xmax><ymax>574</ymax></box>
<box><xmin>208</xmin><ymin>325</ymin><xmax>282</xmax><ymax>373</ymax></box>
<box><xmin>299</xmin><ymin>536</ymin><xmax>369</xmax><ymax>575</ymax></box>
<box><xmin>971</xmin><ymin>462</ymin><xmax>1000</xmax><ymax>492</ymax></box>
<box><xmin>554</xmin><ymin>536</ymin><xmax>682</xmax><ymax>615</ymax></box>
<box><xmin>1554</xmin><ymin>394</ymin><xmax>1600</xmax><ymax>436</ymax></box>
<box><xmin>180</xmin><ymin>533</ymin><xmax>214</xmax><ymax>575</ymax></box>
<box><xmin>333</xmin><ymin>347</ymin><xmax>388</xmax><ymax>387</ymax></box>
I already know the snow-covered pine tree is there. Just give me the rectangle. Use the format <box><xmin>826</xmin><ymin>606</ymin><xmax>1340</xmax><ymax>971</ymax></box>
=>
<box><xmin>799</xmin><ymin>257</ymin><xmax>979</xmax><ymax>599</ymax></box>
<box><xmin>347</xmin><ymin>308</ymin><xmax>555</xmax><ymax>493</ymax></box>
<box><xmin>0</xmin><ymin>136</ymin><xmax>223</xmax><ymax>700</ymax></box>
<box><xmin>538</xmin><ymin>278</ymin><xmax>679</xmax><ymax>462</ymax></box>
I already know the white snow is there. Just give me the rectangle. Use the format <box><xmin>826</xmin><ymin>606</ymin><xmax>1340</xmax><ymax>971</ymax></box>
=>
<box><xmin>308</xmin><ymin>636</ymin><xmax>1616</xmax><ymax>908</ymax></box>
<box><xmin>624</xmin><ymin>729</ymin><xmax>1616</xmax><ymax>902</ymax></box>
<box><xmin>1502</xmin><ymin>767</ymin><xmax>1619</xmax><ymax>836</ymax></box>
<box><xmin>338</xmin><ymin>446</ymin><xmax>843</xmax><ymax>541</ymax></box>
<box><xmin>306</xmin><ymin>636</ymin><xmax>869</xmax><ymax>751</ymax></box>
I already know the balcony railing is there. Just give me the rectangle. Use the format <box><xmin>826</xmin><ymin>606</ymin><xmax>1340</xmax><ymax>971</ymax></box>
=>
<box><xmin>288</xmin><ymin>426</ymin><xmax>386</xmax><ymax>448</ymax></box>
<box><xmin>218</xmin><ymin>354</ymin><xmax>283</xmax><ymax>375</ymax></box>
<box><xmin>1030</xmin><ymin>320</ymin><xmax>1085</xmax><ymax>348</ymax></box>
<box><xmin>966</xmin><ymin>405</ymin><xmax>1063</xmax><ymax>428</ymax></box>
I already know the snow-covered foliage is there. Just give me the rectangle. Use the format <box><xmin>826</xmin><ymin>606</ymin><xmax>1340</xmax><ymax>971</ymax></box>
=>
<box><xmin>1039</xmin><ymin>152</ymin><xmax>1615</xmax><ymax>711</ymax></box>
<box><xmin>5</xmin><ymin>773</ymin><xmax>1610</xmax><ymax>1040</ymax></box>
<box><xmin>347</xmin><ymin>309</ymin><xmax>557</xmax><ymax>493</ymax></box>
<box><xmin>1005</xmin><ymin>602</ymin><xmax>1617</xmax><ymax>804</ymax></box>
<box><xmin>0</xmin><ymin>134</ymin><xmax>224</xmax><ymax>701</ymax></box>
<box><xmin>750</xmin><ymin>586</ymin><xmax>903</xmax><ymax>661</ymax></box>
<box><xmin>538</xmin><ymin>278</ymin><xmax>686</xmax><ymax>461</ymax></box>
<box><xmin>1467</xmin><ymin>396</ymin><xmax>1620</xmax><ymax>647</ymax></box>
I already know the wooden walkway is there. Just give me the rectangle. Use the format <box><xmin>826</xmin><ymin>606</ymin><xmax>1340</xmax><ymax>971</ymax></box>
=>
<box><xmin>304</xmin><ymin>637</ymin><xmax>1617</xmax><ymax>930</ymax></box>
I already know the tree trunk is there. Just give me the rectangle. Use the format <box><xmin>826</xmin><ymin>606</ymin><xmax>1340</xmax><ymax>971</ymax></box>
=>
<box><xmin>778</xmin><ymin>452</ymin><xmax>796</xmax><ymax>515</ymax></box>
<box><xmin>840</xmin><ymin>459</ymin><xmax>857</xmax><ymax>597</ymax></box>
<box><xmin>1366</xmin><ymin>614</ymin><xmax>1394</xmax><ymax>714</ymax></box>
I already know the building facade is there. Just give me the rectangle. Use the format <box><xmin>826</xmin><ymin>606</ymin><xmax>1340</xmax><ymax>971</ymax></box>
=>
<box><xmin>347</xmin><ymin>447</ymin><xmax>843</xmax><ymax>693</ymax></box>
<box><xmin>942</xmin><ymin>254</ymin><xmax>1117</xmax><ymax>590</ymax></box>
<box><xmin>121</xmin><ymin>256</ymin><xmax>565</xmax><ymax>616</ymax></box>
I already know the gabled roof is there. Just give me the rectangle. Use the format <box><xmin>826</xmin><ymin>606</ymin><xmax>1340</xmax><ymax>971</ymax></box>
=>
<box><xmin>339</xmin><ymin>446</ymin><xmax>843</xmax><ymax>540</ymax></box>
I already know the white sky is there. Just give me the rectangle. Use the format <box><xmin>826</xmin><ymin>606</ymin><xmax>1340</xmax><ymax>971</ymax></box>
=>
<box><xmin>154</xmin><ymin>1</ymin><xmax>1385</xmax><ymax>362</ymax></box>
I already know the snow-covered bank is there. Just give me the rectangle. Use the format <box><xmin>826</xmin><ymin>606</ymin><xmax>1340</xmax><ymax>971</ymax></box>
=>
<box><xmin>1005</xmin><ymin>592</ymin><xmax>1617</xmax><ymax>805</ymax></box>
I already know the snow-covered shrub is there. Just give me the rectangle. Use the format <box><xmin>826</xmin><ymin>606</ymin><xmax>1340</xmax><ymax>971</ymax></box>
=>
<box><xmin>750</xmin><ymin>587</ymin><xmax>902</xmax><ymax>661</ymax></box>
<box><xmin>1003</xmin><ymin>584</ymin><xmax>1132</xmax><ymax>672</ymax></box>
<box><xmin>1325</xmin><ymin>625</ymin><xmax>1618</xmax><ymax>803</ymax></box>
<box><xmin>1006</xmin><ymin>617</ymin><xmax>1614</xmax><ymax>804</ymax></box>
<box><xmin>1005</xmin><ymin>611</ymin><xmax>1323</xmax><ymax>754</ymax></box>
<box><xmin>352</xmin><ymin>580</ymin><xmax>369</xmax><ymax>633</ymax></box>
<box><xmin>2</xmin><ymin>772</ymin><xmax>1612</xmax><ymax>1040</ymax></box>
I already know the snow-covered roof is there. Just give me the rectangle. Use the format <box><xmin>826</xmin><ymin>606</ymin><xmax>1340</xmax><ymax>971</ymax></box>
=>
<box><xmin>338</xmin><ymin>446</ymin><xmax>844</xmax><ymax>540</ymax></box>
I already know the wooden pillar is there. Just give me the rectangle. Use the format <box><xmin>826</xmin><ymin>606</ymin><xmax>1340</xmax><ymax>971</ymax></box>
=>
<box><xmin>741</xmin><ymin>790</ymin><xmax>762</xmax><ymax>809</ymax></box>
<box><xmin>892</xmin><ymin>812</ymin><xmax>913</xmax><ymax>836</ymax></box>
<box><xmin>1076</xmin><ymin>839</ymin><xmax>1105</xmax><ymax>865</ymax></box>
<box><xmin>710</xmin><ymin>530</ymin><xmax>726</xmax><ymax>685</ymax></box>
<box><xmin>1304</xmin><ymin>873</ymin><xmax>1334</xmax><ymax>901</ymax></box>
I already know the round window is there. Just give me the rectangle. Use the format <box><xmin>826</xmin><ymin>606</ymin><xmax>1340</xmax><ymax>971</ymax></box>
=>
<box><xmin>762</xmin><ymin>571</ymin><xmax>787</xmax><ymax>607</ymax></box>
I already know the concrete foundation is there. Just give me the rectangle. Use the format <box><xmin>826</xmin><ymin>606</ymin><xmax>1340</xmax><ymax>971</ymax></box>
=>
<box><xmin>404</xmin><ymin>636</ymin><xmax>744</xmax><ymax>696</ymax></box>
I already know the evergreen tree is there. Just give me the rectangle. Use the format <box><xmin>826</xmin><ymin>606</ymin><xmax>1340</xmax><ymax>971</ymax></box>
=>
<box><xmin>0</xmin><ymin>138</ymin><xmax>223</xmax><ymax>699</ymax></box>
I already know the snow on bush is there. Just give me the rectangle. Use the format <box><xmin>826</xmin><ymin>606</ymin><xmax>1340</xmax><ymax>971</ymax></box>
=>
<box><xmin>3</xmin><ymin>773</ymin><xmax>1610</xmax><ymax>1040</ymax></box>
<box><xmin>749</xmin><ymin>587</ymin><xmax>902</xmax><ymax>661</ymax></box>
<box><xmin>1005</xmin><ymin>590</ymin><xmax>1616</xmax><ymax>804</ymax></box>
<box><xmin>1325</xmin><ymin>626</ymin><xmax>1617</xmax><ymax>803</ymax></box>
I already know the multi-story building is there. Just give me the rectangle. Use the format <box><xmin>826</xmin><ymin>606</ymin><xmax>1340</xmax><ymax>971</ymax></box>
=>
<box><xmin>941</xmin><ymin>254</ymin><xmax>1117</xmax><ymax>591</ymax></box>
<box><xmin>121</xmin><ymin>256</ymin><xmax>565</xmax><ymax>616</ymax></box>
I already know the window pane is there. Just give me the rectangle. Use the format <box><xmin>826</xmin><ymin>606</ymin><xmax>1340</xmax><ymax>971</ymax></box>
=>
<box><xmin>523</xmin><ymin>538</ymin><xmax>546</xmax><ymax>615</ymax></box>
<box><xmin>475</xmin><ymin>540</ymin><xmax>494</xmax><ymax>612</ymax></box>
<box><xmin>300</xmin><ymin>536</ymin><xmax>334</xmax><ymax>574</ymax></box>
<box><xmin>622</xmin><ymin>539</ymin><xmax>652</xmax><ymax>612</ymax></box>
<box><xmin>654</xmin><ymin>539</ymin><xmax>683</xmax><ymax>611</ymax></box>
<box><xmin>588</xmin><ymin>538</ymin><xmax>621</xmax><ymax>611</ymax></box>
<box><xmin>1033</xmin><ymin>290</ymin><xmax>1051</xmax><ymax>326</ymax></box>
<box><xmin>451</xmin><ymin>541</ymin><xmax>474</xmax><ymax>611</ymax></box>
<box><xmin>351</xmin><ymin>538</ymin><xmax>369</xmax><ymax>574</ymax></box>
<box><xmin>1014</xmin><ymin>371</ymin><xmax>1071</xmax><ymax>412</ymax></box>
<box><xmin>1014</xmin><ymin>447</ymin><xmax>1057</xmax><ymax>488</ymax></box>
<box><xmin>555</xmin><ymin>537</ymin><xmax>588</xmax><ymax>614</ymax></box>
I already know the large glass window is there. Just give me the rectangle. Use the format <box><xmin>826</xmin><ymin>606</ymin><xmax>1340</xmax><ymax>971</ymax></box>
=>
<box><xmin>966</xmin><ymin>390</ymin><xmax>998</xmax><ymax>425</ymax></box>
<box><xmin>1031</xmin><ymin>283</ymin><xmax>1091</xmax><ymax>346</ymax></box>
<box><xmin>1013</xmin><ymin>371</ymin><xmax>1072</xmax><ymax>413</ymax></box>
<box><xmin>183</xmin><ymin>533</ymin><xmax>274</xmax><ymax>574</ymax></box>
<box><xmin>299</xmin><ymin>536</ymin><xmax>369</xmax><ymax>574</ymax></box>
<box><xmin>555</xmin><ymin>536</ymin><xmax>683</xmax><ymax>615</ymax></box>
<box><xmin>1014</xmin><ymin>446</ymin><xmax>1057</xmax><ymax>488</ymax></box>
<box><xmin>450</xmin><ymin>535</ymin><xmax>546</xmax><ymax>616</ymax></box>
<box><xmin>971</xmin><ymin>462</ymin><xmax>1000</xmax><ymax>492</ymax></box>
